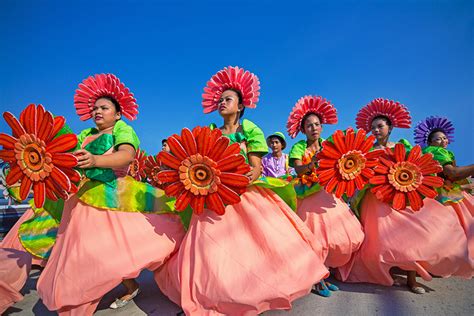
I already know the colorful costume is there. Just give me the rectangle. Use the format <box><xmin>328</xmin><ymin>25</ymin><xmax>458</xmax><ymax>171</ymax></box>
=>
<box><xmin>36</xmin><ymin>74</ymin><xmax>185</xmax><ymax>315</ymax></box>
<box><xmin>414</xmin><ymin>116</ymin><xmax>473</xmax><ymax>261</ymax></box>
<box><xmin>339</xmin><ymin>100</ymin><xmax>473</xmax><ymax>285</ymax></box>
<box><xmin>155</xmin><ymin>66</ymin><xmax>328</xmax><ymax>315</ymax></box>
<box><xmin>287</xmin><ymin>96</ymin><xmax>364</xmax><ymax>270</ymax></box>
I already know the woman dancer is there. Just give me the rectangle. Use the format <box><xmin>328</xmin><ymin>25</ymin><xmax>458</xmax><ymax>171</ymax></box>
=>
<box><xmin>36</xmin><ymin>74</ymin><xmax>185</xmax><ymax>315</ymax></box>
<box><xmin>339</xmin><ymin>99</ymin><xmax>472</xmax><ymax>293</ymax></box>
<box><xmin>287</xmin><ymin>95</ymin><xmax>365</xmax><ymax>296</ymax></box>
<box><xmin>155</xmin><ymin>66</ymin><xmax>328</xmax><ymax>315</ymax></box>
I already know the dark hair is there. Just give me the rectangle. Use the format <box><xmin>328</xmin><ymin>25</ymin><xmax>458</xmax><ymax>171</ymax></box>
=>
<box><xmin>161</xmin><ymin>139</ymin><xmax>168</xmax><ymax>145</ymax></box>
<box><xmin>372</xmin><ymin>115</ymin><xmax>392</xmax><ymax>127</ymax></box>
<box><xmin>226</xmin><ymin>88</ymin><xmax>245</xmax><ymax>118</ymax></box>
<box><xmin>427</xmin><ymin>128</ymin><xmax>445</xmax><ymax>144</ymax></box>
<box><xmin>98</xmin><ymin>96</ymin><xmax>121</xmax><ymax>113</ymax></box>
<box><xmin>300</xmin><ymin>112</ymin><xmax>321</xmax><ymax>130</ymax></box>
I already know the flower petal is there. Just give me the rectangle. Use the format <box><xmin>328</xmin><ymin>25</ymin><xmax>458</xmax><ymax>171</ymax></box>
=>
<box><xmin>407</xmin><ymin>190</ymin><xmax>423</xmax><ymax>211</ymax></box>
<box><xmin>369</xmin><ymin>175</ymin><xmax>387</xmax><ymax>185</ymax></box>
<box><xmin>325</xmin><ymin>176</ymin><xmax>339</xmax><ymax>194</ymax></box>
<box><xmin>180</xmin><ymin>128</ymin><xmax>198</xmax><ymax>156</ymax></box>
<box><xmin>20</xmin><ymin>176</ymin><xmax>32</xmax><ymax>201</ymax></box>
<box><xmin>217</xmin><ymin>183</ymin><xmax>241</xmax><ymax>204</ymax></box>
<box><xmin>416</xmin><ymin>183</ymin><xmax>438</xmax><ymax>199</ymax></box>
<box><xmin>157</xmin><ymin>170</ymin><xmax>180</xmax><ymax>183</ymax></box>
<box><xmin>46</xmin><ymin>134</ymin><xmax>78</xmax><ymax>153</ymax></box>
<box><xmin>219</xmin><ymin>172</ymin><xmax>249</xmax><ymax>188</ymax></box>
<box><xmin>344</xmin><ymin>128</ymin><xmax>355</xmax><ymax>150</ymax></box>
<box><xmin>196</xmin><ymin>126</ymin><xmax>211</xmax><ymax>156</ymax></box>
<box><xmin>190</xmin><ymin>195</ymin><xmax>205</xmax><ymax>214</ymax></box>
<box><xmin>392</xmin><ymin>191</ymin><xmax>406</xmax><ymax>210</ymax></box>
<box><xmin>353</xmin><ymin>128</ymin><xmax>367</xmax><ymax>150</ymax></box>
<box><xmin>359</xmin><ymin>136</ymin><xmax>375</xmax><ymax>153</ymax></box>
<box><xmin>317</xmin><ymin>159</ymin><xmax>336</xmax><ymax>169</ymax></box>
<box><xmin>407</xmin><ymin>145</ymin><xmax>422</xmax><ymax>163</ymax></box>
<box><xmin>19</xmin><ymin>104</ymin><xmax>36</xmax><ymax>134</ymax></box>
<box><xmin>36</xmin><ymin>108</ymin><xmax>54</xmax><ymax>141</ymax></box>
<box><xmin>51</xmin><ymin>166</ymin><xmax>71</xmax><ymax>191</ymax></box>
<box><xmin>346</xmin><ymin>179</ymin><xmax>356</xmax><ymax>197</ymax></box>
<box><xmin>3</xmin><ymin>112</ymin><xmax>26</xmax><ymax>138</ymax></box>
<box><xmin>394</xmin><ymin>143</ymin><xmax>406</xmax><ymax>163</ymax></box>
<box><xmin>164</xmin><ymin>181</ymin><xmax>184</xmax><ymax>197</ymax></box>
<box><xmin>48</xmin><ymin>116</ymin><xmax>66</xmax><ymax>142</ymax></box>
<box><xmin>332</xmin><ymin>130</ymin><xmax>346</xmax><ymax>153</ymax></box>
<box><xmin>0</xmin><ymin>133</ymin><xmax>17</xmax><ymax>149</ymax></box>
<box><xmin>158</xmin><ymin>151</ymin><xmax>181</xmax><ymax>170</ymax></box>
<box><xmin>175</xmin><ymin>190</ymin><xmax>192</xmax><ymax>211</ymax></box>
<box><xmin>33</xmin><ymin>181</ymin><xmax>46</xmax><ymax>208</ymax></box>
<box><xmin>6</xmin><ymin>164</ymin><xmax>23</xmax><ymax>185</ymax></box>
<box><xmin>217</xmin><ymin>154</ymin><xmax>245</xmax><ymax>172</ymax></box>
<box><xmin>421</xmin><ymin>175</ymin><xmax>444</xmax><ymax>188</ymax></box>
<box><xmin>206</xmin><ymin>192</ymin><xmax>226</xmax><ymax>215</ymax></box>
<box><xmin>223</xmin><ymin>143</ymin><xmax>241</xmax><ymax>156</ymax></box>
<box><xmin>207</xmin><ymin>136</ymin><xmax>230</xmax><ymax>161</ymax></box>
<box><xmin>52</xmin><ymin>153</ymin><xmax>78</xmax><ymax>168</ymax></box>
<box><xmin>167</xmin><ymin>136</ymin><xmax>188</xmax><ymax>161</ymax></box>
<box><xmin>319</xmin><ymin>141</ymin><xmax>341</xmax><ymax>160</ymax></box>
<box><xmin>354</xmin><ymin>175</ymin><xmax>366</xmax><ymax>190</ymax></box>
<box><xmin>316</xmin><ymin>168</ymin><xmax>335</xmax><ymax>184</ymax></box>
<box><xmin>335</xmin><ymin>180</ymin><xmax>347</xmax><ymax>198</ymax></box>
<box><xmin>0</xmin><ymin>149</ymin><xmax>15</xmax><ymax>162</ymax></box>
<box><xmin>365</xmin><ymin>149</ymin><xmax>384</xmax><ymax>159</ymax></box>
<box><xmin>60</xmin><ymin>167</ymin><xmax>81</xmax><ymax>183</ymax></box>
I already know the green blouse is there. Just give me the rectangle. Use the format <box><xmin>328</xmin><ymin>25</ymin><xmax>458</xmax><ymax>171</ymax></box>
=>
<box><xmin>422</xmin><ymin>146</ymin><xmax>455</xmax><ymax>166</ymax></box>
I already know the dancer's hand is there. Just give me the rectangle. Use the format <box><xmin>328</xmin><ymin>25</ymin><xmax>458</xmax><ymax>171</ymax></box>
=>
<box><xmin>75</xmin><ymin>149</ymin><xmax>97</xmax><ymax>168</ymax></box>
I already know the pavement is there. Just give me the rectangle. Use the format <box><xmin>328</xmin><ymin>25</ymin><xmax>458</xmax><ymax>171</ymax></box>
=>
<box><xmin>5</xmin><ymin>269</ymin><xmax>473</xmax><ymax>316</ymax></box>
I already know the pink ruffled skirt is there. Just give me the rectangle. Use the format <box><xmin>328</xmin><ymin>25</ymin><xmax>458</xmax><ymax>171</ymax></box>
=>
<box><xmin>155</xmin><ymin>186</ymin><xmax>328</xmax><ymax>316</ymax></box>
<box><xmin>296</xmin><ymin>190</ymin><xmax>364</xmax><ymax>268</ymax></box>
<box><xmin>37</xmin><ymin>195</ymin><xmax>185</xmax><ymax>315</ymax></box>
<box><xmin>339</xmin><ymin>191</ymin><xmax>473</xmax><ymax>285</ymax></box>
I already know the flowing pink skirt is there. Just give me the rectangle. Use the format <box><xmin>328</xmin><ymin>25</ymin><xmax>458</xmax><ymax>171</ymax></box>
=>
<box><xmin>339</xmin><ymin>191</ymin><xmax>473</xmax><ymax>285</ymax></box>
<box><xmin>448</xmin><ymin>192</ymin><xmax>474</xmax><ymax>260</ymax></box>
<box><xmin>155</xmin><ymin>186</ymin><xmax>328</xmax><ymax>316</ymax></box>
<box><xmin>37</xmin><ymin>195</ymin><xmax>185</xmax><ymax>316</ymax></box>
<box><xmin>297</xmin><ymin>190</ymin><xmax>364</xmax><ymax>268</ymax></box>
<box><xmin>0</xmin><ymin>248</ymin><xmax>31</xmax><ymax>314</ymax></box>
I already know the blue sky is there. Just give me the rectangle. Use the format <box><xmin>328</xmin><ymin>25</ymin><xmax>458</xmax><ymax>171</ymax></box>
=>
<box><xmin>1</xmin><ymin>0</ymin><xmax>473</xmax><ymax>164</ymax></box>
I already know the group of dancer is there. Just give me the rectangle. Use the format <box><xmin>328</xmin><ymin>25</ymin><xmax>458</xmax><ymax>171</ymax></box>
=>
<box><xmin>0</xmin><ymin>66</ymin><xmax>473</xmax><ymax>315</ymax></box>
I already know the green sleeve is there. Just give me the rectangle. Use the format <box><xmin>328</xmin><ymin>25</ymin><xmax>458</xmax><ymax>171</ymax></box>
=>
<box><xmin>289</xmin><ymin>140</ymin><xmax>307</xmax><ymax>167</ymax></box>
<box><xmin>113</xmin><ymin>120</ymin><xmax>140</xmax><ymax>150</ymax></box>
<box><xmin>76</xmin><ymin>128</ymin><xmax>95</xmax><ymax>150</ymax></box>
<box><xmin>398</xmin><ymin>138</ymin><xmax>413</xmax><ymax>152</ymax></box>
<box><xmin>423</xmin><ymin>146</ymin><xmax>455</xmax><ymax>166</ymax></box>
<box><xmin>242</xmin><ymin>119</ymin><xmax>268</xmax><ymax>155</ymax></box>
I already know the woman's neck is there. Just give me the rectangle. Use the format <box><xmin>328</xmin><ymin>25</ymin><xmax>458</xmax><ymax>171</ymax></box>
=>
<box><xmin>272</xmin><ymin>151</ymin><xmax>283</xmax><ymax>158</ymax></box>
<box><xmin>306</xmin><ymin>138</ymin><xmax>320</xmax><ymax>151</ymax></box>
<box><xmin>221</xmin><ymin>114</ymin><xmax>240</xmax><ymax>134</ymax></box>
<box><xmin>96</xmin><ymin>125</ymin><xmax>114</xmax><ymax>134</ymax></box>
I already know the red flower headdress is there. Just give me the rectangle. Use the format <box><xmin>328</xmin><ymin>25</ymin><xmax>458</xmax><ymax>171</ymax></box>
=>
<box><xmin>355</xmin><ymin>98</ymin><xmax>411</xmax><ymax>132</ymax></box>
<box><xmin>286</xmin><ymin>96</ymin><xmax>338</xmax><ymax>139</ymax></box>
<box><xmin>0</xmin><ymin>104</ymin><xmax>80</xmax><ymax>208</ymax></box>
<box><xmin>74</xmin><ymin>73</ymin><xmax>138</xmax><ymax>121</ymax></box>
<box><xmin>128</xmin><ymin>148</ymin><xmax>147</xmax><ymax>181</ymax></box>
<box><xmin>157</xmin><ymin>126</ymin><xmax>250</xmax><ymax>215</ymax></box>
<box><xmin>316</xmin><ymin>128</ymin><xmax>383</xmax><ymax>198</ymax></box>
<box><xmin>370</xmin><ymin>144</ymin><xmax>444</xmax><ymax>211</ymax></box>
<box><xmin>202</xmin><ymin>66</ymin><xmax>260</xmax><ymax>114</ymax></box>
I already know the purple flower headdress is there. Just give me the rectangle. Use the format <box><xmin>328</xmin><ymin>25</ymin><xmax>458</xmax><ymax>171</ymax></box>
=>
<box><xmin>414</xmin><ymin>116</ymin><xmax>454</xmax><ymax>147</ymax></box>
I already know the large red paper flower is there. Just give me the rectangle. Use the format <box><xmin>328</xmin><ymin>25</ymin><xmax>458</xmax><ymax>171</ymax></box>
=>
<box><xmin>286</xmin><ymin>96</ymin><xmax>338</xmax><ymax>139</ymax></box>
<box><xmin>369</xmin><ymin>144</ymin><xmax>444</xmax><ymax>211</ymax></box>
<box><xmin>74</xmin><ymin>73</ymin><xmax>138</xmax><ymax>121</ymax></box>
<box><xmin>202</xmin><ymin>66</ymin><xmax>260</xmax><ymax>114</ymax></box>
<box><xmin>356</xmin><ymin>98</ymin><xmax>411</xmax><ymax>132</ymax></box>
<box><xmin>144</xmin><ymin>154</ymin><xmax>163</xmax><ymax>187</ymax></box>
<box><xmin>158</xmin><ymin>126</ymin><xmax>250</xmax><ymax>215</ymax></box>
<box><xmin>316</xmin><ymin>128</ymin><xmax>383</xmax><ymax>198</ymax></box>
<box><xmin>128</xmin><ymin>148</ymin><xmax>147</xmax><ymax>181</ymax></box>
<box><xmin>0</xmin><ymin>104</ymin><xmax>80</xmax><ymax>208</ymax></box>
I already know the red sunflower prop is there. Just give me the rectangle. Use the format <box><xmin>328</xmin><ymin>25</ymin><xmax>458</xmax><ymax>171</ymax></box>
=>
<box><xmin>316</xmin><ymin>128</ymin><xmax>383</xmax><ymax>198</ymax></box>
<box><xmin>74</xmin><ymin>73</ymin><xmax>138</xmax><ymax>121</ymax></box>
<box><xmin>369</xmin><ymin>144</ymin><xmax>444</xmax><ymax>211</ymax></box>
<box><xmin>128</xmin><ymin>148</ymin><xmax>147</xmax><ymax>181</ymax></box>
<box><xmin>202</xmin><ymin>66</ymin><xmax>260</xmax><ymax>114</ymax></box>
<box><xmin>157</xmin><ymin>126</ymin><xmax>250</xmax><ymax>215</ymax></box>
<box><xmin>144</xmin><ymin>154</ymin><xmax>162</xmax><ymax>187</ymax></box>
<box><xmin>355</xmin><ymin>98</ymin><xmax>411</xmax><ymax>132</ymax></box>
<box><xmin>0</xmin><ymin>104</ymin><xmax>80</xmax><ymax>208</ymax></box>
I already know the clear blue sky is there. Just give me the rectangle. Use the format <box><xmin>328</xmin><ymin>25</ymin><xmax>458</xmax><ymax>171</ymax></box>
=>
<box><xmin>1</xmin><ymin>0</ymin><xmax>473</xmax><ymax>164</ymax></box>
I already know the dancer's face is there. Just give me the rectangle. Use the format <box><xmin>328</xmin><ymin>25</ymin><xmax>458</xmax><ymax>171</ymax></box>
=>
<box><xmin>428</xmin><ymin>131</ymin><xmax>449</xmax><ymax>148</ymax></box>
<box><xmin>268</xmin><ymin>137</ymin><xmax>283</xmax><ymax>154</ymax></box>
<box><xmin>371</xmin><ymin>117</ymin><xmax>392</xmax><ymax>141</ymax></box>
<box><xmin>302</xmin><ymin>114</ymin><xmax>322</xmax><ymax>142</ymax></box>
<box><xmin>218</xmin><ymin>90</ymin><xmax>243</xmax><ymax>117</ymax></box>
<box><xmin>92</xmin><ymin>98</ymin><xmax>121</xmax><ymax>130</ymax></box>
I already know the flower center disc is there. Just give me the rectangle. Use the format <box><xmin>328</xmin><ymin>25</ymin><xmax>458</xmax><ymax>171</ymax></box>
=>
<box><xmin>180</xmin><ymin>154</ymin><xmax>219</xmax><ymax>195</ymax></box>
<box><xmin>23</xmin><ymin>143</ymin><xmax>46</xmax><ymax>171</ymax></box>
<box><xmin>338</xmin><ymin>150</ymin><xmax>366</xmax><ymax>180</ymax></box>
<box><xmin>388</xmin><ymin>161</ymin><xmax>422</xmax><ymax>192</ymax></box>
